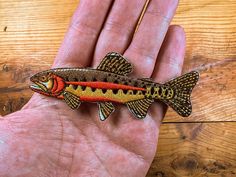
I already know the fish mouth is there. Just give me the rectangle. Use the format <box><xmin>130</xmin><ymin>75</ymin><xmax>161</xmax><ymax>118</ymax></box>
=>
<box><xmin>29</xmin><ymin>81</ymin><xmax>47</xmax><ymax>92</ymax></box>
<box><xmin>30</xmin><ymin>83</ymin><xmax>42</xmax><ymax>91</ymax></box>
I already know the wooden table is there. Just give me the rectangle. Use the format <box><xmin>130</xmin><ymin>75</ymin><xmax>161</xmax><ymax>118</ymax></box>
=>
<box><xmin>0</xmin><ymin>0</ymin><xmax>235</xmax><ymax>176</ymax></box>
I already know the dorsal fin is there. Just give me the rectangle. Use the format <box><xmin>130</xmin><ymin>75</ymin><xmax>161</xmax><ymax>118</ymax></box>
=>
<box><xmin>97</xmin><ymin>52</ymin><xmax>133</xmax><ymax>76</ymax></box>
<box><xmin>126</xmin><ymin>98</ymin><xmax>154</xmax><ymax>119</ymax></box>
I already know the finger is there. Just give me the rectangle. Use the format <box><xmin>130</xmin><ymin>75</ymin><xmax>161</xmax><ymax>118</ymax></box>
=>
<box><xmin>124</xmin><ymin>0</ymin><xmax>179</xmax><ymax>77</ymax></box>
<box><xmin>92</xmin><ymin>0</ymin><xmax>148</xmax><ymax>67</ymax></box>
<box><xmin>53</xmin><ymin>0</ymin><xmax>113</xmax><ymax>68</ymax></box>
<box><xmin>151</xmin><ymin>25</ymin><xmax>186</xmax><ymax>122</ymax></box>
<box><xmin>152</xmin><ymin>25</ymin><xmax>185</xmax><ymax>82</ymax></box>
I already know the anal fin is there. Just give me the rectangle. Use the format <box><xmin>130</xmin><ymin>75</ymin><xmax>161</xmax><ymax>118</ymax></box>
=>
<box><xmin>63</xmin><ymin>91</ymin><xmax>81</xmax><ymax>109</ymax></box>
<box><xmin>98</xmin><ymin>102</ymin><xmax>115</xmax><ymax>121</ymax></box>
<box><xmin>126</xmin><ymin>98</ymin><xmax>154</xmax><ymax>119</ymax></box>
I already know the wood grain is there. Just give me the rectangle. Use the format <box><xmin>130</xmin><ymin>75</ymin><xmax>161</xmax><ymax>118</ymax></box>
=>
<box><xmin>0</xmin><ymin>0</ymin><xmax>78</xmax><ymax>116</ymax></box>
<box><xmin>147</xmin><ymin>122</ymin><xmax>236</xmax><ymax>177</ymax></box>
<box><xmin>0</xmin><ymin>0</ymin><xmax>236</xmax><ymax>176</ymax></box>
<box><xmin>164</xmin><ymin>0</ymin><xmax>236</xmax><ymax>122</ymax></box>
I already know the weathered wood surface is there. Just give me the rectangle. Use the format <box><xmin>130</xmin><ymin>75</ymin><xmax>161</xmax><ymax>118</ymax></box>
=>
<box><xmin>0</xmin><ymin>0</ymin><xmax>78</xmax><ymax>115</ymax></box>
<box><xmin>164</xmin><ymin>0</ymin><xmax>236</xmax><ymax>122</ymax></box>
<box><xmin>147</xmin><ymin>123</ymin><xmax>236</xmax><ymax>177</ymax></box>
<box><xmin>0</xmin><ymin>0</ymin><xmax>236</xmax><ymax>176</ymax></box>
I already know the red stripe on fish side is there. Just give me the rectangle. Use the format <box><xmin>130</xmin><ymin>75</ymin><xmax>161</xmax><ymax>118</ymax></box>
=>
<box><xmin>79</xmin><ymin>96</ymin><xmax>121</xmax><ymax>103</ymax></box>
<box><xmin>65</xmin><ymin>81</ymin><xmax>146</xmax><ymax>91</ymax></box>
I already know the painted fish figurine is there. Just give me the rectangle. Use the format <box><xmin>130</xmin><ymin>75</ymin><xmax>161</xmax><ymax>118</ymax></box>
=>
<box><xmin>30</xmin><ymin>52</ymin><xmax>199</xmax><ymax>120</ymax></box>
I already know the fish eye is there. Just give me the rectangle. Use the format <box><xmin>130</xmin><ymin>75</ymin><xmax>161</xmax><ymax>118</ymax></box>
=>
<box><xmin>40</xmin><ymin>76</ymin><xmax>47</xmax><ymax>82</ymax></box>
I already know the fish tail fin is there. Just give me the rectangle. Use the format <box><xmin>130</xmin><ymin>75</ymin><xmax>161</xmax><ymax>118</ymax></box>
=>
<box><xmin>161</xmin><ymin>71</ymin><xmax>199</xmax><ymax>117</ymax></box>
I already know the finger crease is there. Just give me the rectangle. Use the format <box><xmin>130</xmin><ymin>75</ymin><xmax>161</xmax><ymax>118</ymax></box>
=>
<box><xmin>129</xmin><ymin>45</ymin><xmax>158</xmax><ymax>61</ymax></box>
<box><xmin>103</xmin><ymin>20</ymin><xmax>134</xmax><ymax>34</ymax></box>
<box><xmin>162</xmin><ymin>56</ymin><xmax>182</xmax><ymax>70</ymax></box>
<box><xmin>145</xmin><ymin>10</ymin><xmax>171</xmax><ymax>24</ymax></box>
<box><xmin>70</xmin><ymin>21</ymin><xmax>99</xmax><ymax>38</ymax></box>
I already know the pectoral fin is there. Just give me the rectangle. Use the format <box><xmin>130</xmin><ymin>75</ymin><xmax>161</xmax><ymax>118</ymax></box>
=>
<box><xmin>98</xmin><ymin>102</ymin><xmax>115</xmax><ymax>121</ymax></box>
<box><xmin>126</xmin><ymin>98</ymin><xmax>154</xmax><ymax>119</ymax></box>
<box><xmin>63</xmin><ymin>91</ymin><xmax>81</xmax><ymax>109</ymax></box>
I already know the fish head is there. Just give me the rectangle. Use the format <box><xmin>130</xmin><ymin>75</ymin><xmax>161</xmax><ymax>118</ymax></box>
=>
<box><xmin>30</xmin><ymin>70</ymin><xmax>65</xmax><ymax>97</ymax></box>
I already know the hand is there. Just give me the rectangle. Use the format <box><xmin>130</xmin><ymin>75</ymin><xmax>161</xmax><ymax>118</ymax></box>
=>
<box><xmin>0</xmin><ymin>0</ymin><xmax>185</xmax><ymax>176</ymax></box>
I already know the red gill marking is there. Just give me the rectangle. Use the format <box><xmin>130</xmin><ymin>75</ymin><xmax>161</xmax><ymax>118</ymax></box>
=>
<box><xmin>52</xmin><ymin>75</ymin><xmax>65</xmax><ymax>93</ymax></box>
<box><xmin>65</xmin><ymin>81</ymin><xmax>146</xmax><ymax>91</ymax></box>
<box><xmin>51</xmin><ymin>77</ymin><xmax>58</xmax><ymax>93</ymax></box>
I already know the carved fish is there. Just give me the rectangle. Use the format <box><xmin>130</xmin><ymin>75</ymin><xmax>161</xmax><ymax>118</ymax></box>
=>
<box><xmin>30</xmin><ymin>52</ymin><xmax>199</xmax><ymax>120</ymax></box>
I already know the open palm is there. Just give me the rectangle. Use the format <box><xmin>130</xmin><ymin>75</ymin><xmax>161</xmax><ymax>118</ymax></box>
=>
<box><xmin>0</xmin><ymin>0</ymin><xmax>185</xmax><ymax>176</ymax></box>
